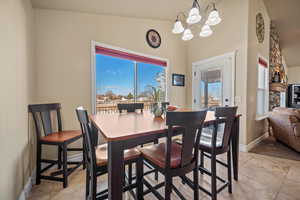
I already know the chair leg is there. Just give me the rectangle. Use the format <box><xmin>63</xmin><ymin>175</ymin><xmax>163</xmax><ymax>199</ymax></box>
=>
<box><xmin>91</xmin><ymin>170</ymin><xmax>97</xmax><ymax>200</ymax></box>
<box><xmin>165</xmin><ymin>175</ymin><xmax>172</xmax><ymax>200</ymax></box>
<box><xmin>211</xmin><ymin>153</ymin><xmax>217</xmax><ymax>200</ymax></box>
<box><xmin>85</xmin><ymin>169</ymin><xmax>90</xmax><ymax>199</ymax></box>
<box><xmin>58</xmin><ymin>146</ymin><xmax>62</xmax><ymax>169</ymax></box>
<box><xmin>128</xmin><ymin>163</ymin><xmax>132</xmax><ymax>184</ymax></box>
<box><xmin>136</xmin><ymin>158</ymin><xmax>144</xmax><ymax>200</ymax></box>
<box><xmin>227</xmin><ymin>149</ymin><xmax>232</xmax><ymax>193</ymax></box>
<box><xmin>200</xmin><ymin>151</ymin><xmax>204</xmax><ymax>175</ymax></box>
<box><xmin>82</xmin><ymin>140</ymin><xmax>86</xmax><ymax>169</ymax></box>
<box><xmin>193</xmin><ymin>168</ymin><xmax>199</xmax><ymax>200</ymax></box>
<box><xmin>154</xmin><ymin>138</ymin><xmax>159</xmax><ymax>181</ymax></box>
<box><xmin>36</xmin><ymin>143</ymin><xmax>42</xmax><ymax>185</ymax></box>
<box><xmin>62</xmin><ymin>143</ymin><xmax>68</xmax><ymax>188</ymax></box>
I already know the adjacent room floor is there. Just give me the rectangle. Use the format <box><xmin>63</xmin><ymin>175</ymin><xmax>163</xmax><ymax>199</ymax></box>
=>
<box><xmin>250</xmin><ymin>136</ymin><xmax>300</xmax><ymax>161</ymax></box>
<box><xmin>28</xmin><ymin>151</ymin><xmax>300</xmax><ymax>200</ymax></box>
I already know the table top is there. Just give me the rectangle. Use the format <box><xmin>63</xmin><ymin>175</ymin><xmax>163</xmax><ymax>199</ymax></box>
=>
<box><xmin>90</xmin><ymin>110</ymin><xmax>239</xmax><ymax>142</ymax></box>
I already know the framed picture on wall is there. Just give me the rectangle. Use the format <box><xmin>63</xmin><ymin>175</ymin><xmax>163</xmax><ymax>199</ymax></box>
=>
<box><xmin>172</xmin><ymin>74</ymin><xmax>185</xmax><ymax>86</ymax></box>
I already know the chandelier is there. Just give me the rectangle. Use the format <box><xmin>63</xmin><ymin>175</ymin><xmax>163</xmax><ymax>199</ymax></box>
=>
<box><xmin>172</xmin><ymin>0</ymin><xmax>222</xmax><ymax>41</ymax></box>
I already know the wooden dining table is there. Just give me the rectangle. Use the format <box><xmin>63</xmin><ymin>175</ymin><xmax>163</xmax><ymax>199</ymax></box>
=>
<box><xmin>90</xmin><ymin>110</ymin><xmax>241</xmax><ymax>200</ymax></box>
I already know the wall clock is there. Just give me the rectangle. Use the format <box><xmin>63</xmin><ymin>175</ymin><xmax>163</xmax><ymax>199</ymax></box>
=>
<box><xmin>146</xmin><ymin>29</ymin><xmax>161</xmax><ymax>48</ymax></box>
<box><xmin>256</xmin><ymin>13</ymin><xmax>265</xmax><ymax>43</ymax></box>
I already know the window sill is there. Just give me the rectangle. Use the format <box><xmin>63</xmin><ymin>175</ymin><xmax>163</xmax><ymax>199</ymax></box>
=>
<box><xmin>256</xmin><ymin>115</ymin><xmax>268</xmax><ymax>121</ymax></box>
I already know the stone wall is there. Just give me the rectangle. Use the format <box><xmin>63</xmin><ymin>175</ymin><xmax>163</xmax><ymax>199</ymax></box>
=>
<box><xmin>269</xmin><ymin>22</ymin><xmax>286</xmax><ymax>110</ymax></box>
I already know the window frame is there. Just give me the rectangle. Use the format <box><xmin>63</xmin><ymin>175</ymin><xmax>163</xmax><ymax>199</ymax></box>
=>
<box><xmin>91</xmin><ymin>41</ymin><xmax>169</xmax><ymax>114</ymax></box>
<box><xmin>256</xmin><ymin>55</ymin><xmax>269</xmax><ymax>120</ymax></box>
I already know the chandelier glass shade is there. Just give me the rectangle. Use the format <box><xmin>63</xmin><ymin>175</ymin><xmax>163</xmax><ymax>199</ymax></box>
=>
<box><xmin>199</xmin><ymin>24</ymin><xmax>213</xmax><ymax>37</ymax></box>
<box><xmin>186</xmin><ymin>7</ymin><xmax>202</xmax><ymax>24</ymax></box>
<box><xmin>172</xmin><ymin>20</ymin><xmax>185</xmax><ymax>34</ymax></box>
<box><xmin>182</xmin><ymin>29</ymin><xmax>194</xmax><ymax>41</ymax></box>
<box><xmin>172</xmin><ymin>1</ymin><xmax>222</xmax><ymax>41</ymax></box>
<box><xmin>207</xmin><ymin>7</ymin><xmax>222</xmax><ymax>26</ymax></box>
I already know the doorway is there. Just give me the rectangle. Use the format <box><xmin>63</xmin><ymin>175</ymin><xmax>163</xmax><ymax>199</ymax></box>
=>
<box><xmin>192</xmin><ymin>52</ymin><xmax>235</xmax><ymax>109</ymax></box>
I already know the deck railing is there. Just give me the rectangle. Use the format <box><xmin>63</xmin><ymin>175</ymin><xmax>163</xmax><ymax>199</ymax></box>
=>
<box><xmin>96</xmin><ymin>102</ymin><xmax>152</xmax><ymax>113</ymax></box>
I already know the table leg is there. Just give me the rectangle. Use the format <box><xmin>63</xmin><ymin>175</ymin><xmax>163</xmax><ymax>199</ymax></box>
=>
<box><xmin>108</xmin><ymin>141</ymin><xmax>124</xmax><ymax>200</ymax></box>
<box><xmin>231</xmin><ymin>117</ymin><xmax>240</xmax><ymax>181</ymax></box>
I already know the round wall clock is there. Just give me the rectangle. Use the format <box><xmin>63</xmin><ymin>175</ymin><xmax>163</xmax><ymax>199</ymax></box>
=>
<box><xmin>146</xmin><ymin>29</ymin><xmax>161</xmax><ymax>48</ymax></box>
<box><xmin>256</xmin><ymin>13</ymin><xmax>265</xmax><ymax>43</ymax></box>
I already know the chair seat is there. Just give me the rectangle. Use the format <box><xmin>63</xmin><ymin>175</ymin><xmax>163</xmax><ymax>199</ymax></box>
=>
<box><xmin>95</xmin><ymin>144</ymin><xmax>141</xmax><ymax>167</ymax></box>
<box><xmin>40</xmin><ymin>130</ymin><xmax>82</xmax><ymax>143</ymax></box>
<box><xmin>140</xmin><ymin>142</ymin><xmax>182</xmax><ymax>169</ymax></box>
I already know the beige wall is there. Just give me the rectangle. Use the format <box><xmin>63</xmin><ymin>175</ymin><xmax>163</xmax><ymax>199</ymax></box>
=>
<box><xmin>288</xmin><ymin>66</ymin><xmax>300</xmax><ymax>84</ymax></box>
<box><xmin>186</xmin><ymin>0</ymin><xmax>249</xmax><ymax>145</ymax></box>
<box><xmin>0</xmin><ymin>0</ymin><xmax>35</xmax><ymax>199</ymax></box>
<box><xmin>186</xmin><ymin>0</ymin><xmax>272</xmax><ymax>145</ymax></box>
<box><xmin>34</xmin><ymin>9</ymin><xmax>188</xmax><ymax>156</ymax></box>
<box><xmin>246</xmin><ymin>0</ymin><xmax>271</xmax><ymax>143</ymax></box>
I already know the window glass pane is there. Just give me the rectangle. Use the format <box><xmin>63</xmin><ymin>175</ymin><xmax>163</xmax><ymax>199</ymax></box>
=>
<box><xmin>200</xmin><ymin>70</ymin><xmax>222</xmax><ymax>109</ymax></box>
<box><xmin>96</xmin><ymin>54</ymin><xmax>134</xmax><ymax>113</ymax></box>
<box><xmin>257</xmin><ymin>89</ymin><xmax>265</xmax><ymax>115</ymax></box>
<box><xmin>137</xmin><ymin>63</ymin><xmax>166</xmax><ymax>106</ymax></box>
<box><xmin>258</xmin><ymin>65</ymin><xmax>266</xmax><ymax>89</ymax></box>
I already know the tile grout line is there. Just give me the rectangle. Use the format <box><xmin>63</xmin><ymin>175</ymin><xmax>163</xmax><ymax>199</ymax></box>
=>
<box><xmin>272</xmin><ymin>165</ymin><xmax>290</xmax><ymax>200</ymax></box>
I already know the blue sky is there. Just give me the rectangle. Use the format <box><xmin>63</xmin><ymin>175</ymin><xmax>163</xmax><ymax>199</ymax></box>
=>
<box><xmin>96</xmin><ymin>53</ymin><xmax>221</xmax><ymax>99</ymax></box>
<box><xmin>200</xmin><ymin>81</ymin><xmax>222</xmax><ymax>99</ymax></box>
<box><xmin>96</xmin><ymin>54</ymin><xmax>165</xmax><ymax>96</ymax></box>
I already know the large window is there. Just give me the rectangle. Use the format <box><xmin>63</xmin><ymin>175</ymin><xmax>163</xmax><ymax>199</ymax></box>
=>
<box><xmin>94</xmin><ymin>45</ymin><xmax>167</xmax><ymax>113</ymax></box>
<box><xmin>256</xmin><ymin>57</ymin><xmax>269</xmax><ymax>117</ymax></box>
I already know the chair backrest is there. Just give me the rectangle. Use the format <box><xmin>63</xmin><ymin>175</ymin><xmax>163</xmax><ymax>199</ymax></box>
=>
<box><xmin>75</xmin><ymin>107</ymin><xmax>97</xmax><ymax>199</ymax></box>
<box><xmin>214</xmin><ymin>106</ymin><xmax>238</xmax><ymax>150</ymax></box>
<box><xmin>117</xmin><ymin>103</ymin><xmax>144</xmax><ymax>113</ymax></box>
<box><xmin>166</xmin><ymin>110</ymin><xmax>207</xmax><ymax>168</ymax></box>
<box><xmin>28</xmin><ymin>103</ymin><xmax>62</xmax><ymax>140</ymax></box>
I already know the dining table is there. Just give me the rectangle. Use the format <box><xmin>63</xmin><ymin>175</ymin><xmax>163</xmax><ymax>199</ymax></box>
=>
<box><xmin>90</xmin><ymin>110</ymin><xmax>241</xmax><ymax>200</ymax></box>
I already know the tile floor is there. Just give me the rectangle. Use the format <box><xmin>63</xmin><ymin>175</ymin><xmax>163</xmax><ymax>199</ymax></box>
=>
<box><xmin>28</xmin><ymin>152</ymin><xmax>300</xmax><ymax>200</ymax></box>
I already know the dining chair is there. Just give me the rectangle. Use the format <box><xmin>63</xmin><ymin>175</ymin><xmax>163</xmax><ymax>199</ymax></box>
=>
<box><xmin>198</xmin><ymin>106</ymin><xmax>238</xmax><ymax>200</ymax></box>
<box><xmin>140</xmin><ymin>110</ymin><xmax>207</xmax><ymax>200</ymax></box>
<box><xmin>29</xmin><ymin>103</ymin><xmax>84</xmax><ymax>188</ymax></box>
<box><xmin>76</xmin><ymin>107</ymin><xmax>143</xmax><ymax>200</ymax></box>
<box><xmin>117</xmin><ymin>103</ymin><xmax>144</xmax><ymax>113</ymax></box>
<box><xmin>117</xmin><ymin>102</ymin><xmax>160</xmax><ymax>181</ymax></box>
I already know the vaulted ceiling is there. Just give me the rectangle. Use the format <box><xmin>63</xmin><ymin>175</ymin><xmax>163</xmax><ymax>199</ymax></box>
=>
<box><xmin>31</xmin><ymin>0</ymin><xmax>300</xmax><ymax>67</ymax></box>
<box><xmin>263</xmin><ymin>0</ymin><xmax>300</xmax><ymax>67</ymax></box>
<box><xmin>31</xmin><ymin>0</ymin><xmax>217</xmax><ymax>21</ymax></box>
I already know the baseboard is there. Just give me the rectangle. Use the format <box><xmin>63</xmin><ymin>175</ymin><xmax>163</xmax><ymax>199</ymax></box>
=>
<box><xmin>239</xmin><ymin>132</ymin><xmax>269</xmax><ymax>152</ymax></box>
<box><xmin>239</xmin><ymin>144</ymin><xmax>248</xmax><ymax>152</ymax></box>
<box><xmin>18</xmin><ymin>170</ymin><xmax>35</xmax><ymax>200</ymax></box>
<box><xmin>18</xmin><ymin>153</ymin><xmax>82</xmax><ymax>200</ymax></box>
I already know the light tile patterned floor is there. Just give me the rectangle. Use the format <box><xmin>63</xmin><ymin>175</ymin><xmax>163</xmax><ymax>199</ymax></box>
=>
<box><xmin>28</xmin><ymin>152</ymin><xmax>300</xmax><ymax>200</ymax></box>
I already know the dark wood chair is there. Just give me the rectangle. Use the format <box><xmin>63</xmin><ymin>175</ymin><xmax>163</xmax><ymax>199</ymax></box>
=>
<box><xmin>140</xmin><ymin>110</ymin><xmax>207</xmax><ymax>200</ymax></box>
<box><xmin>117</xmin><ymin>103</ymin><xmax>144</xmax><ymax>113</ymax></box>
<box><xmin>117</xmin><ymin>102</ymin><xmax>160</xmax><ymax>181</ymax></box>
<box><xmin>28</xmin><ymin>103</ymin><xmax>84</xmax><ymax>188</ymax></box>
<box><xmin>76</xmin><ymin>107</ymin><xmax>143</xmax><ymax>200</ymax></box>
<box><xmin>198</xmin><ymin>106</ymin><xmax>238</xmax><ymax>200</ymax></box>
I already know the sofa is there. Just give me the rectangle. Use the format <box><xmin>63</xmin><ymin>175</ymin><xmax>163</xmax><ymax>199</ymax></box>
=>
<box><xmin>268</xmin><ymin>107</ymin><xmax>300</xmax><ymax>152</ymax></box>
